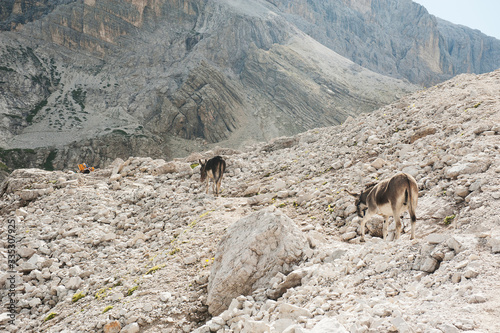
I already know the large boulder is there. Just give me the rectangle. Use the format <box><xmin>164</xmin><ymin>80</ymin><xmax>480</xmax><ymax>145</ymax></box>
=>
<box><xmin>207</xmin><ymin>209</ymin><xmax>309</xmax><ymax>315</ymax></box>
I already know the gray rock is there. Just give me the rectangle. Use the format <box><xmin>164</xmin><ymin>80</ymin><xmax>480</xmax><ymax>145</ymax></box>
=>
<box><xmin>488</xmin><ymin>238</ymin><xmax>500</xmax><ymax>253</ymax></box>
<box><xmin>420</xmin><ymin>257</ymin><xmax>440</xmax><ymax>273</ymax></box>
<box><xmin>207</xmin><ymin>209</ymin><xmax>309</xmax><ymax>315</ymax></box>
<box><xmin>445</xmin><ymin>163</ymin><xmax>483</xmax><ymax>178</ymax></box>
<box><xmin>18</xmin><ymin>247</ymin><xmax>36</xmax><ymax>258</ymax></box>
<box><xmin>468</xmin><ymin>294</ymin><xmax>487</xmax><ymax>304</ymax></box>
<box><xmin>391</xmin><ymin>316</ymin><xmax>413</xmax><ymax>333</ymax></box>
<box><xmin>310</xmin><ymin>317</ymin><xmax>349</xmax><ymax>333</ymax></box>
<box><xmin>267</xmin><ymin>268</ymin><xmax>309</xmax><ymax>300</ymax></box>
<box><xmin>66</xmin><ymin>277</ymin><xmax>83</xmax><ymax>290</ymax></box>
<box><xmin>438</xmin><ymin>324</ymin><xmax>460</xmax><ymax>333</ymax></box>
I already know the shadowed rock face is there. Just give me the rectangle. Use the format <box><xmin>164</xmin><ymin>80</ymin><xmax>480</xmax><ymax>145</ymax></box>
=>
<box><xmin>0</xmin><ymin>0</ymin><xmax>498</xmax><ymax>171</ymax></box>
<box><xmin>0</xmin><ymin>0</ymin><xmax>78</xmax><ymax>31</ymax></box>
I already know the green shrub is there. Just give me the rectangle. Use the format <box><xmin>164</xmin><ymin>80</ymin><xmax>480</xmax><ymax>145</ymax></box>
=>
<box><xmin>443</xmin><ymin>215</ymin><xmax>456</xmax><ymax>225</ymax></box>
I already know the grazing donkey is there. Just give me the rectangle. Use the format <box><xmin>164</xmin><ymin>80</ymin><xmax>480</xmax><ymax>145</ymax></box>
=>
<box><xmin>349</xmin><ymin>173</ymin><xmax>418</xmax><ymax>241</ymax></box>
<box><xmin>199</xmin><ymin>156</ymin><xmax>226</xmax><ymax>196</ymax></box>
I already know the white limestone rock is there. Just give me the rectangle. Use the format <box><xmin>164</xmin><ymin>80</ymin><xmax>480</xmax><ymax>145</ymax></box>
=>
<box><xmin>207</xmin><ymin>209</ymin><xmax>309</xmax><ymax>315</ymax></box>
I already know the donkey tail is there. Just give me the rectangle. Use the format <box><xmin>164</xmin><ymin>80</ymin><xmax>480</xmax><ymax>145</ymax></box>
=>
<box><xmin>405</xmin><ymin>174</ymin><xmax>418</xmax><ymax>222</ymax></box>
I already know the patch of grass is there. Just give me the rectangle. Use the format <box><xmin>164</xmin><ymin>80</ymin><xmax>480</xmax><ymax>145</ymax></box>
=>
<box><xmin>127</xmin><ymin>286</ymin><xmax>138</xmax><ymax>296</ymax></box>
<box><xmin>169</xmin><ymin>248</ymin><xmax>180</xmax><ymax>255</ymax></box>
<box><xmin>443</xmin><ymin>215</ymin><xmax>456</xmax><ymax>225</ymax></box>
<box><xmin>102</xmin><ymin>305</ymin><xmax>113</xmax><ymax>314</ymax></box>
<box><xmin>44</xmin><ymin>312</ymin><xmax>57</xmax><ymax>321</ymax></box>
<box><xmin>146</xmin><ymin>264</ymin><xmax>165</xmax><ymax>275</ymax></box>
<box><xmin>72</xmin><ymin>292</ymin><xmax>86</xmax><ymax>303</ymax></box>
<box><xmin>95</xmin><ymin>288</ymin><xmax>110</xmax><ymax>300</ymax></box>
<box><xmin>190</xmin><ymin>162</ymin><xmax>199</xmax><ymax>169</ymax></box>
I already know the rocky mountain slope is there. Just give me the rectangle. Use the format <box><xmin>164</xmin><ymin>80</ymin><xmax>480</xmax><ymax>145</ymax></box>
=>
<box><xmin>1</xmin><ymin>68</ymin><xmax>499</xmax><ymax>332</ymax></box>
<box><xmin>1</xmin><ymin>0</ymin><xmax>500</xmax><ymax>172</ymax></box>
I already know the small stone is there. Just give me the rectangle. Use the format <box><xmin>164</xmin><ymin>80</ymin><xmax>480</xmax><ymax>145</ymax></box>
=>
<box><xmin>451</xmin><ymin>273</ymin><xmax>461</xmax><ymax>284</ymax></box>
<box><xmin>278</xmin><ymin>303</ymin><xmax>312</xmax><ymax>320</ymax></box>
<box><xmin>425</xmin><ymin>233</ymin><xmax>449</xmax><ymax>244</ymax></box>
<box><xmin>69</xmin><ymin>266</ymin><xmax>83</xmax><ymax>277</ymax></box>
<box><xmin>455</xmin><ymin>186</ymin><xmax>469</xmax><ymax>197</ymax></box>
<box><xmin>464</xmin><ymin>269</ymin><xmax>479</xmax><ymax>279</ymax></box>
<box><xmin>208</xmin><ymin>320</ymin><xmax>222</xmax><ymax>332</ymax></box>
<box><xmin>438</xmin><ymin>323</ymin><xmax>460</xmax><ymax>333</ymax></box>
<box><xmin>310</xmin><ymin>317</ymin><xmax>349</xmax><ymax>333</ymax></box>
<box><xmin>446</xmin><ymin>237</ymin><xmax>463</xmax><ymax>253</ymax></box>
<box><xmin>104</xmin><ymin>320</ymin><xmax>121</xmax><ymax>333</ymax></box>
<box><xmin>372</xmin><ymin>304</ymin><xmax>392</xmax><ymax>317</ymax></box>
<box><xmin>391</xmin><ymin>316</ymin><xmax>412</xmax><ymax>333</ymax></box>
<box><xmin>488</xmin><ymin>238</ymin><xmax>500</xmax><ymax>253</ymax></box>
<box><xmin>66</xmin><ymin>276</ymin><xmax>83</xmax><ymax>290</ymax></box>
<box><xmin>0</xmin><ymin>313</ymin><xmax>11</xmax><ymax>324</ymax></box>
<box><xmin>420</xmin><ymin>257</ymin><xmax>440</xmax><ymax>273</ymax></box>
<box><xmin>212</xmin><ymin>316</ymin><xmax>225</xmax><ymax>326</ymax></box>
<box><xmin>468</xmin><ymin>294</ymin><xmax>487</xmax><ymax>303</ymax></box>
<box><xmin>121</xmin><ymin>322</ymin><xmax>140</xmax><ymax>333</ymax></box>
<box><xmin>18</xmin><ymin>247</ymin><xmax>36</xmax><ymax>258</ymax></box>
<box><xmin>160</xmin><ymin>292</ymin><xmax>172</xmax><ymax>302</ymax></box>
<box><xmin>367</xmin><ymin>135</ymin><xmax>380</xmax><ymax>145</ymax></box>
<box><xmin>341</xmin><ymin>231</ymin><xmax>357</xmax><ymax>241</ymax></box>
<box><xmin>371</xmin><ymin>158</ymin><xmax>386</xmax><ymax>169</ymax></box>
<box><xmin>332</xmin><ymin>161</ymin><xmax>343</xmax><ymax>170</ymax></box>
<box><xmin>28</xmin><ymin>298</ymin><xmax>42</xmax><ymax>308</ymax></box>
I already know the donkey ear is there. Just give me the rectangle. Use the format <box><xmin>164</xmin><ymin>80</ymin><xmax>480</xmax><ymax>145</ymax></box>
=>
<box><xmin>345</xmin><ymin>190</ymin><xmax>358</xmax><ymax>197</ymax></box>
<box><xmin>199</xmin><ymin>159</ymin><xmax>204</xmax><ymax>165</ymax></box>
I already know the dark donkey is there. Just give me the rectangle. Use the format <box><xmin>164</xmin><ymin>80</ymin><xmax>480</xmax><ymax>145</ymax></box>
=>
<box><xmin>349</xmin><ymin>172</ymin><xmax>418</xmax><ymax>241</ymax></box>
<box><xmin>199</xmin><ymin>156</ymin><xmax>226</xmax><ymax>196</ymax></box>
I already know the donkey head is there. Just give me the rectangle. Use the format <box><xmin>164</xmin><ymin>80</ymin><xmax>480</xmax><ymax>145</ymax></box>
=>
<box><xmin>199</xmin><ymin>159</ymin><xmax>207</xmax><ymax>182</ymax></box>
<box><xmin>347</xmin><ymin>187</ymin><xmax>372</xmax><ymax>218</ymax></box>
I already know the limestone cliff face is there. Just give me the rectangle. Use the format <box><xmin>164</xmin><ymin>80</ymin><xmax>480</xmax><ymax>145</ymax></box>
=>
<box><xmin>269</xmin><ymin>0</ymin><xmax>500</xmax><ymax>85</ymax></box>
<box><xmin>1</xmin><ymin>0</ymin><xmax>498</xmax><ymax>171</ymax></box>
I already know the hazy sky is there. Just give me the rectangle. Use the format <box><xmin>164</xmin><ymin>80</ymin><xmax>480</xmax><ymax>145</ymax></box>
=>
<box><xmin>413</xmin><ymin>0</ymin><xmax>500</xmax><ymax>40</ymax></box>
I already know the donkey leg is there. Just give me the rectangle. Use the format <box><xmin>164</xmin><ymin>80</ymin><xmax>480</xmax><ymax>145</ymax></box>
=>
<box><xmin>382</xmin><ymin>216</ymin><xmax>388</xmax><ymax>241</ymax></box>
<box><xmin>206</xmin><ymin>179</ymin><xmax>209</xmax><ymax>194</ymax></box>
<box><xmin>360</xmin><ymin>217</ymin><xmax>367</xmax><ymax>242</ymax></box>
<box><xmin>394</xmin><ymin>214</ymin><xmax>402</xmax><ymax>240</ymax></box>
<box><xmin>410</xmin><ymin>218</ymin><xmax>416</xmax><ymax>240</ymax></box>
<box><xmin>216</xmin><ymin>177</ymin><xmax>222</xmax><ymax>197</ymax></box>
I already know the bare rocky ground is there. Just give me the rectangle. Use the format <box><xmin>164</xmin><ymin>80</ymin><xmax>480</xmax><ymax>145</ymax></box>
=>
<box><xmin>0</xmin><ymin>69</ymin><xmax>499</xmax><ymax>333</ymax></box>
